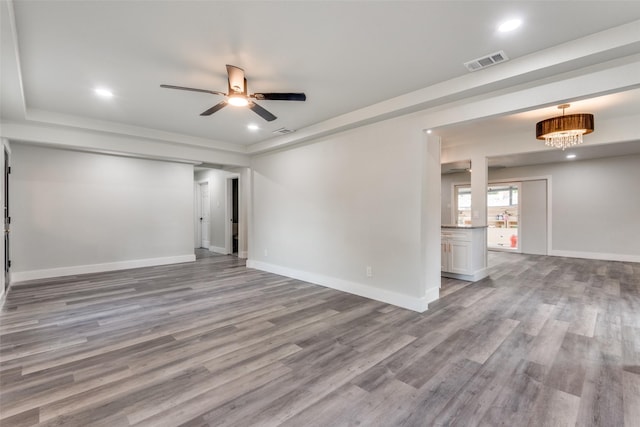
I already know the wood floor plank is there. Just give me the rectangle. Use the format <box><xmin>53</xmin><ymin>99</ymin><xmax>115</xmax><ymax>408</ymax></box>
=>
<box><xmin>431</xmin><ymin>330</ymin><xmax>536</xmax><ymax>425</ymax></box>
<box><xmin>134</xmin><ymin>363</ymin><xmax>293</xmax><ymax>427</ymax></box>
<box><xmin>478</xmin><ymin>357</ymin><xmax>542</xmax><ymax>427</ymax></box>
<box><xmin>527</xmin><ymin>385</ymin><xmax>581</xmax><ymax>427</ymax></box>
<box><xmin>342</xmin><ymin>379</ymin><xmax>418</xmax><ymax>426</ymax></box>
<box><xmin>622</xmin><ymin>371</ymin><xmax>640</xmax><ymax>427</ymax></box>
<box><xmin>277</xmin><ymin>383</ymin><xmax>370</xmax><ymax>427</ymax></box>
<box><xmin>576</xmin><ymin>351</ymin><xmax>625</xmax><ymax>426</ymax></box>
<box><xmin>128</xmin><ymin>346</ymin><xmax>297</xmax><ymax>425</ymax></box>
<box><xmin>1</xmin><ymin>250</ymin><xmax>638</xmax><ymax>426</ymax></box>
<box><xmin>463</xmin><ymin>317</ymin><xmax>520</xmax><ymax>364</ymax></box>
<box><xmin>544</xmin><ymin>331</ymin><xmax>592</xmax><ymax>397</ymax></box>
<box><xmin>526</xmin><ymin>318</ymin><xmax>570</xmax><ymax>366</ymax></box>
<box><xmin>401</xmin><ymin>357</ymin><xmax>483</xmax><ymax>426</ymax></box>
<box><xmin>622</xmin><ymin>325</ymin><xmax>640</xmax><ymax>375</ymax></box>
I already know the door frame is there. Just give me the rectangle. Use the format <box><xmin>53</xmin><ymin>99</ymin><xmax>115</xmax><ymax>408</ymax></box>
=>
<box><xmin>486</xmin><ymin>181</ymin><xmax>522</xmax><ymax>253</ymax></box>
<box><xmin>194</xmin><ymin>178</ymin><xmax>211</xmax><ymax>250</ymax></box>
<box><xmin>199</xmin><ymin>181</ymin><xmax>211</xmax><ymax>249</ymax></box>
<box><xmin>2</xmin><ymin>140</ymin><xmax>10</xmax><ymax>297</ymax></box>
<box><xmin>224</xmin><ymin>174</ymin><xmax>241</xmax><ymax>256</ymax></box>
<box><xmin>450</xmin><ymin>174</ymin><xmax>552</xmax><ymax>255</ymax></box>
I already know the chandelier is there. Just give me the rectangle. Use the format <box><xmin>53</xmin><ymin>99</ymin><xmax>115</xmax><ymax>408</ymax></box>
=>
<box><xmin>536</xmin><ymin>104</ymin><xmax>594</xmax><ymax>150</ymax></box>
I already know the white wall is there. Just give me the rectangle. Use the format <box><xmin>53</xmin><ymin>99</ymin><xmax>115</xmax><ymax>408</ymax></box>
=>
<box><xmin>442</xmin><ymin>154</ymin><xmax>640</xmax><ymax>262</ymax></box>
<box><xmin>490</xmin><ymin>154</ymin><xmax>640</xmax><ymax>261</ymax></box>
<box><xmin>248</xmin><ymin>114</ymin><xmax>440</xmax><ymax>311</ymax></box>
<box><xmin>11</xmin><ymin>143</ymin><xmax>195</xmax><ymax>281</ymax></box>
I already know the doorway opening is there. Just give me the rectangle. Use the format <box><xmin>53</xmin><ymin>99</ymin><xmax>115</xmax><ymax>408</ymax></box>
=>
<box><xmin>454</xmin><ymin>182</ymin><xmax>521</xmax><ymax>252</ymax></box>
<box><xmin>198</xmin><ymin>182</ymin><xmax>210</xmax><ymax>249</ymax></box>
<box><xmin>4</xmin><ymin>148</ymin><xmax>10</xmax><ymax>291</ymax></box>
<box><xmin>228</xmin><ymin>177</ymin><xmax>239</xmax><ymax>256</ymax></box>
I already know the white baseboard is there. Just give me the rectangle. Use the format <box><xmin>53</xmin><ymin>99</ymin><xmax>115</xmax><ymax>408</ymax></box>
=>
<box><xmin>246</xmin><ymin>259</ymin><xmax>438</xmax><ymax>313</ymax></box>
<box><xmin>549</xmin><ymin>250</ymin><xmax>640</xmax><ymax>263</ymax></box>
<box><xmin>238</xmin><ymin>251</ymin><xmax>248</xmax><ymax>259</ymax></box>
<box><xmin>441</xmin><ymin>267</ymin><xmax>489</xmax><ymax>282</ymax></box>
<box><xmin>11</xmin><ymin>254</ymin><xmax>196</xmax><ymax>283</ymax></box>
<box><xmin>209</xmin><ymin>246</ymin><xmax>228</xmax><ymax>255</ymax></box>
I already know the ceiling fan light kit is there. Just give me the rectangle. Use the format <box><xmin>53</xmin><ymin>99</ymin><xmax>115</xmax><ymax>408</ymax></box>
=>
<box><xmin>228</xmin><ymin>95</ymin><xmax>249</xmax><ymax>107</ymax></box>
<box><xmin>161</xmin><ymin>64</ymin><xmax>306</xmax><ymax>122</ymax></box>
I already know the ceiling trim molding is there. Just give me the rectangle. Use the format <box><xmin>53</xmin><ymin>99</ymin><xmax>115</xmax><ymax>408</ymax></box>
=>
<box><xmin>24</xmin><ymin>109</ymin><xmax>249</xmax><ymax>154</ymax></box>
<box><xmin>1</xmin><ymin>120</ymin><xmax>251</xmax><ymax>167</ymax></box>
<box><xmin>422</xmin><ymin>56</ymin><xmax>640</xmax><ymax>133</ymax></box>
<box><xmin>441</xmin><ymin>113</ymin><xmax>640</xmax><ymax>164</ymax></box>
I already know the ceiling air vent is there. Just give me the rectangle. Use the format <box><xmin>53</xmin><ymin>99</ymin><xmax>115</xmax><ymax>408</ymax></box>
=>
<box><xmin>464</xmin><ymin>50</ymin><xmax>509</xmax><ymax>72</ymax></box>
<box><xmin>272</xmin><ymin>127</ymin><xmax>296</xmax><ymax>135</ymax></box>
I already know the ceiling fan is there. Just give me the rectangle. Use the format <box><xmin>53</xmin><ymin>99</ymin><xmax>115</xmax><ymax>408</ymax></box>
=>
<box><xmin>160</xmin><ymin>65</ymin><xmax>306</xmax><ymax>122</ymax></box>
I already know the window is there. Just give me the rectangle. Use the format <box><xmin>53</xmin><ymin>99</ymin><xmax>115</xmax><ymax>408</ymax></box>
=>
<box><xmin>454</xmin><ymin>185</ymin><xmax>471</xmax><ymax>225</ymax></box>
<box><xmin>487</xmin><ymin>185</ymin><xmax>518</xmax><ymax>207</ymax></box>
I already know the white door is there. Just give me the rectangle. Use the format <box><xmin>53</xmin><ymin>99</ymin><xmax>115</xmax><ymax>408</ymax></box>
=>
<box><xmin>200</xmin><ymin>182</ymin><xmax>210</xmax><ymax>249</ymax></box>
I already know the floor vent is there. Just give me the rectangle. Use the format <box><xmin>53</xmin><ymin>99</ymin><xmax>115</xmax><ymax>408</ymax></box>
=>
<box><xmin>273</xmin><ymin>127</ymin><xmax>296</xmax><ymax>135</ymax></box>
<box><xmin>464</xmin><ymin>50</ymin><xmax>509</xmax><ymax>72</ymax></box>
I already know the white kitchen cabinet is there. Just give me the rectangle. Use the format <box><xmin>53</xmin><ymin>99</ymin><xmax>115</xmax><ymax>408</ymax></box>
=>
<box><xmin>441</xmin><ymin>226</ymin><xmax>488</xmax><ymax>281</ymax></box>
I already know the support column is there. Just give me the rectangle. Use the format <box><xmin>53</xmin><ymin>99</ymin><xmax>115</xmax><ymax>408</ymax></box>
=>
<box><xmin>420</xmin><ymin>131</ymin><xmax>442</xmax><ymax>311</ymax></box>
<box><xmin>470</xmin><ymin>154</ymin><xmax>488</xmax><ymax>273</ymax></box>
<box><xmin>470</xmin><ymin>155</ymin><xmax>488</xmax><ymax>227</ymax></box>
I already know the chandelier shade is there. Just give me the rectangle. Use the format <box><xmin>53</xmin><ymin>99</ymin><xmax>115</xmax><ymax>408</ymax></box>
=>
<box><xmin>535</xmin><ymin>104</ymin><xmax>594</xmax><ymax>150</ymax></box>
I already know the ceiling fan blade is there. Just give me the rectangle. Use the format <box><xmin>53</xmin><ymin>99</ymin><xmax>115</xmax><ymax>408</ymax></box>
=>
<box><xmin>160</xmin><ymin>84</ymin><xmax>225</xmax><ymax>96</ymax></box>
<box><xmin>226</xmin><ymin>65</ymin><xmax>246</xmax><ymax>94</ymax></box>
<box><xmin>248</xmin><ymin>101</ymin><xmax>277</xmax><ymax>122</ymax></box>
<box><xmin>251</xmin><ymin>93</ymin><xmax>306</xmax><ymax>101</ymax></box>
<box><xmin>200</xmin><ymin>100</ymin><xmax>228</xmax><ymax>116</ymax></box>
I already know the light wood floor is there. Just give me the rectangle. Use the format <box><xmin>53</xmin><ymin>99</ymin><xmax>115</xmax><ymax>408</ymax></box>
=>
<box><xmin>1</xmin><ymin>250</ymin><xmax>639</xmax><ymax>426</ymax></box>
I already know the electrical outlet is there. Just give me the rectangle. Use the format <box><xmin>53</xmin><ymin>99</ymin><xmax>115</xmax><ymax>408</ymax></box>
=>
<box><xmin>366</xmin><ymin>266</ymin><xmax>373</xmax><ymax>277</ymax></box>
<box><xmin>264</xmin><ymin>249</ymin><xmax>268</xmax><ymax>257</ymax></box>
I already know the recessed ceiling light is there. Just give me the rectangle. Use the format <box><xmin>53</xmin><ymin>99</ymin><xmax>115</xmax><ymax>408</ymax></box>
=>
<box><xmin>247</xmin><ymin>124</ymin><xmax>259</xmax><ymax>131</ymax></box>
<box><xmin>498</xmin><ymin>19</ymin><xmax>522</xmax><ymax>33</ymax></box>
<box><xmin>427</xmin><ymin>129</ymin><xmax>432</xmax><ymax>134</ymax></box>
<box><xmin>566</xmin><ymin>154</ymin><xmax>577</xmax><ymax>159</ymax></box>
<box><xmin>94</xmin><ymin>88</ymin><xmax>113</xmax><ymax>98</ymax></box>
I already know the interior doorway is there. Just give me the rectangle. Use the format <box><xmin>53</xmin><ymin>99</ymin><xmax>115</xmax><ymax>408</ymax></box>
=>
<box><xmin>198</xmin><ymin>182</ymin><xmax>210</xmax><ymax>249</ymax></box>
<box><xmin>4</xmin><ymin>148</ymin><xmax>10</xmax><ymax>291</ymax></box>
<box><xmin>486</xmin><ymin>183</ymin><xmax>520</xmax><ymax>251</ymax></box>
<box><xmin>455</xmin><ymin>182</ymin><xmax>521</xmax><ymax>252</ymax></box>
<box><xmin>228</xmin><ymin>177</ymin><xmax>239</xmax><ymax>256</ymax></box>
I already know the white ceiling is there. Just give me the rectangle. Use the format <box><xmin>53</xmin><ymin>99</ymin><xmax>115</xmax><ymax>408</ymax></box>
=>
<box><xmin>3</xmin><ymin>0</ymin><xmax>640</xmax><ymax>151</ymax></box>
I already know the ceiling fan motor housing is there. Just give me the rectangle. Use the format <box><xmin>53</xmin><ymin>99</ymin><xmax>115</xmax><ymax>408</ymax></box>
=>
<box><xmin>160</xmin><ymin>64</ymin><xmax>306</xmax><ymax>122</ymax></box>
